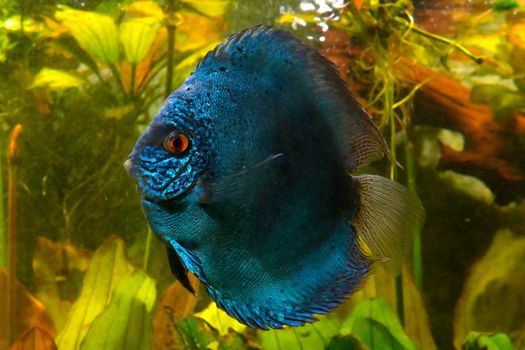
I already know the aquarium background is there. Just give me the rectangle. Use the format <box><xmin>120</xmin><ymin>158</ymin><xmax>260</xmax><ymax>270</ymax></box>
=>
<box><xmin>1</xmin><ymin>0</ymin><xmax>525</xmax><ymax>349</ymax></box>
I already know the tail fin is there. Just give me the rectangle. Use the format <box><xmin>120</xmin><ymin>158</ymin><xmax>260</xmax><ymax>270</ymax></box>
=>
<box><xmin>352</xmin><ymin>175</ymin><xmax>425</xmax><ymax>274</ymax></box>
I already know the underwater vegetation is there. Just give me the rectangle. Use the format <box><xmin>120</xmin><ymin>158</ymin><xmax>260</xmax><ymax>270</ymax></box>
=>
<box><xmin>0</xmin><ymin>0</ymin><xmax>525</xmax><ymax>349</ymax></box>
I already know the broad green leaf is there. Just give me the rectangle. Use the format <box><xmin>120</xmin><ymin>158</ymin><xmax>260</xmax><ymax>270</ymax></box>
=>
<box><xmin>175</xmin><ymin>41</ymin><xmax>220</xmax><ymax>71</ymax></box>
<box><xmin>181</xmin><ymin>0</ymin><xmax>231</xmax><ymax>17</ymax></box>
<box><xmin>492</xmin><ymin>0</ymin><xmax>521</xmax><ymax>11</ymax></box>
<box><xmin>462</xmin><ymin>332</ymin><xmax>516</xmax><ymax>350</ymax></box>
<box><xmin>80</xmin><ymin>270</ymin><xmax>156</xmax><ymax>350</ymax></box>
<box><xmin>10</xmin><ymin>327</ymin><xmax>57</xmax><ymax>350</ymax></box>
<box><xmin>175</xmin><ymin>10</ymin><xmax>226</xmax><ymax>52</ymax></box>
<box><xmin>57</xmin><ymin>8</ymin><xmax>119</xmax><ymax>64</ymax></box>
<box><xmin>325</xmin><ymin>334</ymin><xmax>365</xmax><ymax>350</ymax></box>
<box><xmin>341</xmin><ymin>298</ymin><xmax>416</xmax><ymax>350</ymax></box>
<box><xmin>194</xmin><ymin>301</ymin><xmax>246</xmax><ymax>336</ymax></box>
<box><xmin>119</xmin><ymin>18</ymin><xmax>161</xmax><ymax>65</ymax></box>
<box><xmin>55</xmin><ymin>236</ymin><xmax>133</xmax><ymax>350</ymax></box>
<box><xmin>259</xmin><ymin>316</ymin><xmax>341</xmax><ymax>350</ymax></box>
<box><xmin>29</xmin><ymin>68</ymin><xmax>84</xmax><ymax>90</ymax></box>
<box><xmin>177</xmin><ymin>317</ymin><xmax>213</xmax><ymax>350</ymax></box>
<box><xmin>125</xmin><ymin>1</ymin><xmax>164</xmax><ymax>20</ymax></box>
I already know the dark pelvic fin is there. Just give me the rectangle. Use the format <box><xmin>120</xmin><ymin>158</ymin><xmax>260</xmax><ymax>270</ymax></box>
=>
<box><xmin>198</xmin><ymin>25</ymin><xmax>390</xmax><ymax>173</ymax></box>
<box><xmin>352</xmin><ymin>175</ymin><xmax>425</xmax><ymax>274</ymax></box>
<box><xmin>166</xmin><ymin>246</ymin><xmax>196</xmax><ymax>295</ymax></box>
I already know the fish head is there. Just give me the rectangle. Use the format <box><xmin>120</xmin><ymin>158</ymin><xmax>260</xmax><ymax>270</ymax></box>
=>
<box><xmin>125</xmin><ymin>88</ymin><xmax>211</xmax><ymax>205</ymax></box>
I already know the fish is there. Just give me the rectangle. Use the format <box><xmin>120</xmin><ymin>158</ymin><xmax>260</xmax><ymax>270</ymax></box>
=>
<box><xmin>125</xmin><ymin>25</ymin><xmax>424</xmax><ymax>329</ymax></box>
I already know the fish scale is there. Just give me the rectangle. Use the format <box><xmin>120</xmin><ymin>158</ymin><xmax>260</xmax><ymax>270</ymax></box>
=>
<box><xmin>126</xmin><ymin>25</ymin><xmax>424</xmax><ymax>329</ymax></box>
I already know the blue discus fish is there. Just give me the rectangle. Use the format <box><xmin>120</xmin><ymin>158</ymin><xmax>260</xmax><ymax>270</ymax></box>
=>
<box><xmin>125</xmin><ymin>25</ymin><xmax>424</xmax><ymax>329</ymax></box>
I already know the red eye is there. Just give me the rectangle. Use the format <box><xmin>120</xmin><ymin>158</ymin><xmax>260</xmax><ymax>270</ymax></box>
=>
<box><xmin>164</xmin><ymin>132</ymin><xmax>190</xmax><ymax>155</ymax></box>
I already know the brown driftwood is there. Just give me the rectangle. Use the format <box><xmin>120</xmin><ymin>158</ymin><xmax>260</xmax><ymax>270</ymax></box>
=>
<box><xmin>398</xmin><ymin>59</ymin><xmax>525</xmax><ymax>204</ymax></box>
<box><xmin>321</xmin><ymin>29</ymin><xmax>525</xmax><ymax>204</ymax></box>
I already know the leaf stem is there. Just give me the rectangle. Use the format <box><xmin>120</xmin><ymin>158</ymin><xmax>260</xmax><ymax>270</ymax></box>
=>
<box><xmin>0</xmin><ymin>135</ymin><xmax>6</xmax><ymax>269</ymax></box>
<box><xmin>142</xmin><ymin>228</ymin><xmax>153</xmax><ymax>271</ymax></box>
<box><xmin>7</xmin><ymin>124</ymin><xmax>22</xmax><ymax>345</ymax></box>
<box><xmin>165</xmin><ymin>0</ymin><xmax>177</xmax><ymax>98</ymax></box>
<box><xmin>405</xmin><ymin>142</ymin><xmax>423</xmax><ymax>289</ymax></box>
<box><xmin>395</xmin><ymin>16</ymin><xmax>484</xmax><ymax>64</ymax></box>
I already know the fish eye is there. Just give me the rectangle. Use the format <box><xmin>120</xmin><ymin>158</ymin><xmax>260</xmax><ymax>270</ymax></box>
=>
<box><xmin>164</xmin><ymin>132</ymin><xmax>190</xmax><ymax>155</ymax></box>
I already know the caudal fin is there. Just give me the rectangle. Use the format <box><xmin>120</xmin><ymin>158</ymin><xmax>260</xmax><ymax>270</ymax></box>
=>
<box><xmin>352</xmin><ymin>175</ymin><xmax>425</xmax><ymax>274</ymax></box>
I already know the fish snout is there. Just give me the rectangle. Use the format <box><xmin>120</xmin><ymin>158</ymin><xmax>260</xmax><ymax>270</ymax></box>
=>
<box><xmin>124</xmin><ymin>158</ymin><xmax>134</xmax><ymax>172</ymax></box>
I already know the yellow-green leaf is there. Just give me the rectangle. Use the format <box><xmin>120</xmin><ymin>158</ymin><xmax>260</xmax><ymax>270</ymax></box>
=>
<box><xmin>462</xmin><ymin>332</ymin><xmax>516</xmax><ymax>350</ymax></box>
<box><xmin>175</xmin><ymin>41</ymin><xmax>220</xmax><ymax>71</ymax></box>
<box><xmin>80</xmin><ymin>271</ymin><xmax>156</xmax><ymax>350</ymax></box>
<box><xmin>194</xmin><ymin>302</ymin><xmax>246</xmax><ymax>336</ymax></box>
<box><xmin>29</xmin><ymin>68</ymin><xmax>84</xmax><ymax>90</ymax></box>
<box><xmin>125</xmin><ymin>1</ymin><xmax>164</xmax><ymax>20</ymax></box>
<box><xmin>260</xmin><ymin>316</ymin><xmax>341</xmax><ymax>350</ymax></box>
<box><xmin>454</xmin><ymin>230</ymin><xmax>525</xmax><ymax>349</ymax></box>
<box><xmin>341</xmin><ymin>298</ymin><xmax>417</xmax><ymax>350</ymax></box>
<box><xmin>277</xmin><ymin>13</ymin><xmax>319</xmax><ymax>25</ymax></box>
<box><xmin>57</xmin><ymin>8</ymin><xmax>119</xmax><ymax>64</ymax></box>
<box><xmin>181</xmin><ymin>0</ymin><xmax>231</xmax><ymax>17</ymax></box>
<box><xmin>119</xmin><ymin>18</ymin><xmax>161</xmax><ymax>65</ymax></box>
<box><xmin>55</xmin><ymin>236</ymin><xmax>133</xmax><ymax>350</ymax></box>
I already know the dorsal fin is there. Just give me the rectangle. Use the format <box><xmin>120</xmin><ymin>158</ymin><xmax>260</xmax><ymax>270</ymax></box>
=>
<box><xmin>196</xmin><ymin>25</ymin><xmax>390</xmax><ymax>173</ymax></box>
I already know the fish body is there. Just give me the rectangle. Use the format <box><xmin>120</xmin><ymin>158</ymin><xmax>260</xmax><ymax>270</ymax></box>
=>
<box><xmin>126</xmin><ymin>26</ymin><xmax>424</xmax><ymax>329</ymax></box>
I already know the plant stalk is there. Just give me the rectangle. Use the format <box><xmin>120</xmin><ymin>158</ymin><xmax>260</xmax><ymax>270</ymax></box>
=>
<box><xmin>405</xmin><ymin>141</ymin><xmax>423</xmax><ymax>289</ymax></box>
<box><xmin>0</xmin><ymin>135</ymin><xmax>6</xmax><ymax>269</ymax></box>
<box><xmin>395</xmin><ymin>16</ymin><xmax>484</xmax><ymax>64</ymax></box>
<box><xmin>165</xmin><ymin>0</ymin><xmax>177</xmax><ymax>98</ymax></box>
<box><xmin>7</xmin><ymin>124</ymin><xmax>22</xmax><ymax>345</ymax></box>
<box><xmin>385</xmin><ymin>74</ymin><xmax>405</xmax><ymax>326</ymax></box>
<box><xmin>143</xmin><ymin>228</ymin><xmax>153</xmax><ymax>271</ymax></box>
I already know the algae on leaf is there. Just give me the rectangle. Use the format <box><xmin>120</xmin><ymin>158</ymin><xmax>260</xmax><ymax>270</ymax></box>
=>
<box><xmin>80</xmin><ymin>270</ymin><xmax>156</xmax><ymax>350</ymax></box>
<box><xmin>55</xmin><ymin>236</ymin><xmax>133</xmax><ymax>350</ymax></box>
